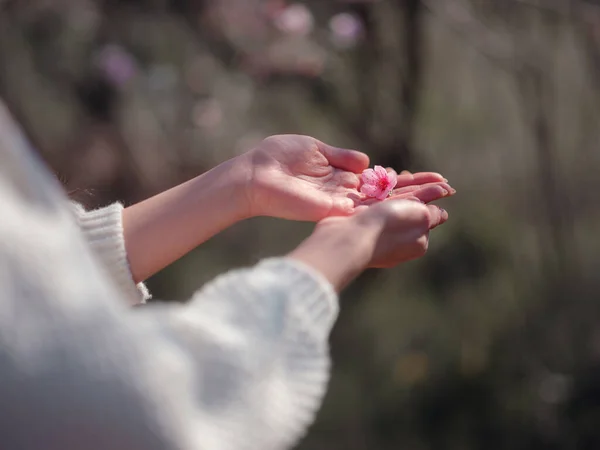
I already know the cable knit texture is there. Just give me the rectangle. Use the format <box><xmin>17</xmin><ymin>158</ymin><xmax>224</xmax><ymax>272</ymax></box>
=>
<box><xmin>0</xmin><ymin>100</ymin><xmax>339</xmax><ymax>450</ymax></box>
<box><xmin>69</xmin><ymin>202</ymin><xmax>150</xmax><ymax>305</ymax></box>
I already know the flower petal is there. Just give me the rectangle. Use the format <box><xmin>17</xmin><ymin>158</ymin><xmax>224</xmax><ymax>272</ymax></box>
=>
<box><xmin>360</xmin><ymin>183</ymin><xmax>380</xmax><ymax>197</ymax></box>
<box><xmin>361</xmin><ymin>168</ymin><xmax>378</xmax><ymax>185</ymax></box>
<box><xmin>376</xmin><ymin>189</ymin><xmax>390</xmax><ymax>200</ymax></box>
<box><xmin>374</xmin><ymin>165</ymin><xmax>388</xmax><ymax>178</ymax></box>
<box><xmin>387</xmin><ymin>171</ymin><xmax>398</xmax><ymax>190</ymax></box>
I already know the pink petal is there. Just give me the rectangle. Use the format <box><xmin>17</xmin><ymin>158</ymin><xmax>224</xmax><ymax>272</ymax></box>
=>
<box><xmin>361</xmin><ymin>168</ymin><xmax>379</xmax><ymax>185</ymax></box>
<box><xmin>360</xmin><ymin>183</ymin><xmax>380</xmax><ymax>197</ymax></box>
<box><xmin>375</xmin><ymin>189</ymin><xmax>389</xmax><ymax>200</ymax></box>
<box><xmin>386</xmin><ymin>171</ymin><xmax>398</xmax><ymax>190</ymax></box>
<box><xmin>374</xmin><ymin>165</ymin><xmax>388</xmax><ymax>178</ymax></box>
<box><xmin>361</xmin><ymin>165</ymin><xmax>398</xmax><ymax>199</ymax></box>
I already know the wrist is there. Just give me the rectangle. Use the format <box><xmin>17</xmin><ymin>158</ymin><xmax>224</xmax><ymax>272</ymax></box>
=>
<box><xmin>217</xmin><ymin>154</ymin><xmax>255</xmax><ymax>221</ymax></box>
<box><xmin>238</xmin><ymin>148</ymin><xmax>270</xmax><ymax>218</ymax></box>
<box><xmin>122</xmin><ymin>155</ymin><xmax>254</xmax><ymax>281</ymax></box>
<box><xmin>288</xmin><ymin>219</ymin><xmax>377</xmax><ymax>292</ymax></box>
<box><xmin>162</xmin><ymin>156</ymin><xmax>251</xmax><ymax>225</ymax></box>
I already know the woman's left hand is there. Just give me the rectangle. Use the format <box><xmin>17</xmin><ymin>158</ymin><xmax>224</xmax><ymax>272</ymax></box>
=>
<box><xmin>244</xmin><ymin>135</ymin><xmax>453</xmax><ymax>221</ymax></box>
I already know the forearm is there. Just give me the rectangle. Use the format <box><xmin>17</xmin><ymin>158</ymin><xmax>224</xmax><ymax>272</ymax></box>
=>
<box><xmin>288</xmin><ymin>221</ymin><xmax>376</xmax><ymax>293</ymax></box>
<box><xmin>122</xmin><ymin>156</ymin><xmax>252</xmax><ymax>282</ymax></box>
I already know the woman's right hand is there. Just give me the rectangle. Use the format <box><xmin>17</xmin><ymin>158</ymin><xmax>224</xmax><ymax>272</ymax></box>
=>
<box><xmin>351</xmin><ymin>198</ymin><xmax>447</xmax><ymax>268</ymax></box>
<box><xmin>288</xmin><ymin>198</ymin><xmax>448</xmax><ymax>292</ymax></box>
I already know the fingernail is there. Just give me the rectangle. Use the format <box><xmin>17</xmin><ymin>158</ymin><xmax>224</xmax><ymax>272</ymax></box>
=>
<box><xmin>444</xmin><ymin>178</ymin><xmax>449</xmax><ymax>182</ymax></box>
<box><xmin>441</xmin><ymin>189</ymin><xmax>449</xmax><ymax>196</ymax></box>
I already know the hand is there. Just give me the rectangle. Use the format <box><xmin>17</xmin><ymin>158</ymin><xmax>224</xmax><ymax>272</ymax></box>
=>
<box><xmin>289</xmin><ymin>198</ymin><xmax>448</xmax><ymax>291</ymax></box>
<box><xmin>244</xmin><ymin>135</ymin><xmax>453</xmax><ymax>221</ymax></box>
<box><xmin>244</xmin><ymin>135</ymin><xmax>367</xmax><ymax>220</ymax></box>
<box><xmin>323</xmin><ymin>197</ymin><xmax>448</xmax><ymax>268</ymax></box>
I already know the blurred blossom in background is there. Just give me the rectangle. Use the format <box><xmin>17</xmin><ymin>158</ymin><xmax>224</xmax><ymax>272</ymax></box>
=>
<box><xmin>329</xmin><ymin>12</ymin><xmax>363</xmax><ymax>48</ymax></box>
<box><xmin>96</xmin><ymin>44</ymin><xmax>138</xmax><ymax>87</ymax></box>
<box><xmin>1</xmin><ymin>0</ymin><xmax>600</xmax><ymax>449</ymax></box>
<box><xmin>274</xmin><ymin>3</ymin><xmax>315</xmax><ymax>36</ymax></box>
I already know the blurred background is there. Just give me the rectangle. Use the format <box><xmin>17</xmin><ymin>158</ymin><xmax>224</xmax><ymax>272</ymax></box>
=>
<box><xmin>1</xmin><ymin>0</ymin><xmax>600</xmax><ymax>448</ymax></box>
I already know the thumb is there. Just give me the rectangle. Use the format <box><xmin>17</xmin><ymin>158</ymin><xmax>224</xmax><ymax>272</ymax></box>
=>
<box><xmin>317</xmin><ymin>141</ymin><xmax>370</xmax><ymax>173</ymax></box>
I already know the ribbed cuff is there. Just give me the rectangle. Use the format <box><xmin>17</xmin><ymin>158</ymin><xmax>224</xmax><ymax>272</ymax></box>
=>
<box><xmin>193</xmin><ymin>256</ymin><xmax>339</xmax><ymax>449</ymax></box>
<box><xmin>257</xmin><ymin>257</ymin><xmax>339</xmax><ymax>340</ymax></box>
<box><xmin>71</xmin><ymin>202</ymin><xmax>151</xmax><ymax>305</ymax></box>
<box><xmin>254</xmin><ymin>258</ymin><xmax>339</xmax><ymax>449</ymax></box>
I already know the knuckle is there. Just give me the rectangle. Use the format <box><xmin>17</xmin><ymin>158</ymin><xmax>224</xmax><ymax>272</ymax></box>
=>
<box><xmin>413</xmin><ymin>204</ymin><xmax>431</xmax><ymax>227</ymax></box>
<box><xmin>416</xmin><ymin>236</ymin><xmax>429</xmax><ymax>255</ymax></box>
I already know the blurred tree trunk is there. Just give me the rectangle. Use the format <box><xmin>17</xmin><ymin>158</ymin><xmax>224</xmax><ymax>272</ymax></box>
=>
<box><xmin>351</xmin><ymin>0</ymin><xmax>426</xmax><ymax>171</ymax></box>
<box><xmin>388</xmin><ymin>0</ymin><xmax>424</xmax><ymax>171</ymax></box>
<box><xmin>575</xmin><ymin>2</ymin><xmax>600</xmax><ymax>92</ymax></box>
<box><xmin>424</xmin><ymin>0</ymin><xmax>576</xmax><ymax>289</ymax></box>
<box><xmin>0</xmin><ymin>11</ymin><xmax>57</xmax><ymax>159</ymax></box>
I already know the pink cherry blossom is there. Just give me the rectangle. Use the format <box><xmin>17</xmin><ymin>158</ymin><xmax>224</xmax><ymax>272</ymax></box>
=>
<box><xmin>360</xmin><ymin>165</ymin><xmax>397</xmax><ymax>200</ymax></box>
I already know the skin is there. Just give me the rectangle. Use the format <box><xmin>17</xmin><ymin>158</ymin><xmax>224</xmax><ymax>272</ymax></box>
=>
<box><xmin>290</xmin><ymin>198</ymin><xmax>447</xmax><ymax>292</ymax></box>
<box><xmin>122</xmin><ymin>135</ymin><xmax>455</xmax><ymax>284</ymax></box>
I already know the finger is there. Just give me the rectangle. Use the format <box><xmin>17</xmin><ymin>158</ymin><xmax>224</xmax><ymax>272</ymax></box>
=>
<box><xmin>357</xmin><ymin>179</ymin><xmax>454</xmax><ymax>207</ymax></box>
<box><xmin>357</xmin><ymin>197</ymin><xmax>379</xmax><ymax>207</ymax></box>
<box><xmin>439</xmin><ymin>207</ymin><xmax>449</xmax><ymax>225</ymax></box>
<box><xmin>333</xmin><ymin>170</ymin><xmax>361</xmax><ymax>189</ymax></box>
<box><xmin>381</xmin><ymin>195</ymin><xmax>424</xmax><ymax>207</ymax></box>
<box><xmin>398</xmin><ymin>184</ymin><xmax>454</xmax><ymax>204</ymax></box>
<box><xmin>330</xmin><ymin>196</ymin><xmax>356</xmax><ymax>216</ymax></box>
<box><xmin>357</xmin><ymin>189</ymin><xmax>422</xmax><ymax>207</ymax></box>
<box><xmin>414</xmin><ymin>185</ymin><xmax>450</xmax><ymax>204</ymax></box>
<box><xmin>357</xmin><ymin>192</ymin><xmax>420</xmax><ymax>209</ymax></box>
<box><xmin>397</xmin><ymin>195</ymin><xmax>422</xmax><ymax>203</ymax></box>
<box><xmin>353</xmin><ymin>204</ymin><xmax>370</xmax><ymax>214</ymax></box>
<box><xmin>318</xmin><ymin>141</ymin><xmax>370</xmax><ymax>173</ymax></box>
<box><xmin>395</xmin><ymin>171</ymin><xmax>447</xmax><ymax>188</ymax></box>
<box><xmin>391</xmin><ymin>182</ymin><xmax>454</xmax><ymax>200</ymax></box>
<box><xmin>427</xmin><ymin>205</ymin><xmax>448</xmax><ymax>229</ymax></box>
<box><xmin>385</xmin><ymin>168</ymin><xmax>398</xmax><ymax>182</ymax></box>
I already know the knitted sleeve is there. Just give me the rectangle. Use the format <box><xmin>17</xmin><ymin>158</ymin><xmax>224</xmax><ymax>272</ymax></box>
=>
<box><xmin>0</xmin><ymin>98</ymin><xmax>339</xmax><ymax>450</ymax></box>
<box><xmin>2</xmin><ymin>246</ymin><xmax>338</xmax><ymax>450</ymax></box>
<box><xmin>69</xmin><ymin>202</ymin><xmax>151</xmax><ymax>305</ymax></box>
<box><xmin>135</xmin><ymin>257</ymin><xmax>339</xmax><ymax>450</ymax></box>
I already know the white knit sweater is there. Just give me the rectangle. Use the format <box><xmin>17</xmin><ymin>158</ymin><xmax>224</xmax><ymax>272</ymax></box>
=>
<box><xmin>0</xmin><ymin>102</ymin><xmax>338</xmax><ymax>450</ymax></box>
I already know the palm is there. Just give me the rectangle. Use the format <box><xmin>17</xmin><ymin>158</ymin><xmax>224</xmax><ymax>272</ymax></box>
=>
<box><xmin>247</xmin><ymin>135</ymin><xmax>453</xmax><ymax>221</ymax></box>
<box><xmin>248</xmin><ymin>136</ymin><xmax>360</xmax><ymax>221</ymax></box>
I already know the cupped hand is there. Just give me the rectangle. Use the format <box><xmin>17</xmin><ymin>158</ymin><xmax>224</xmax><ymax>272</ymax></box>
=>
<box><xmin>243</xmin><ymin>135</ymin><xmax>453</xmax><ymax>221</ymax></box>
<box><xmin>356</xmin><ymin>197</ymin><xmax>447</xmax><ymax>268</ymax></box>
<box><xmin>319</xmin><ymin>197</ymin><xmax>448</xmax><ymax>269</ymax></box>
<box><xmin>290</xmin><ymin>197</ymin><xmax>449</xmax><ymax>292</ymax></box>
<box><xmin>357</xmin><ymin>168</ymin><xmax>455</xmax><ymax>207</ymax></box>
<box><xmin>245</xmin><ymin>135</ymin><xmax>367</xmax><ymax>220</ymax></box>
